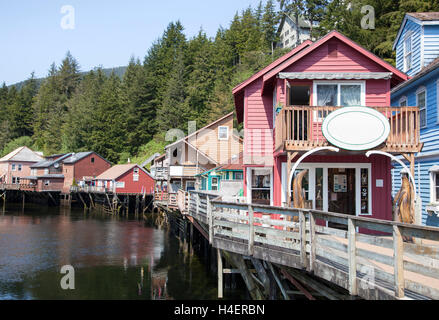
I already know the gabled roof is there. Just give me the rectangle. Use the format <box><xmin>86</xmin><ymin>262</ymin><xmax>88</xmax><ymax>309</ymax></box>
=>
<box><xmin>0</xmin><ymin>146</ymin><xmax>45</xmax><ymax>163</ymax></box>
<box><xmin>393</xmin><ymin>12</ymin><xmax>439</xmax><ymax>50</ymax></box>
<box><xmin>31</xmin><ymin>153</ymin><xmax>72</xmax><ymax>168</ymax></box>
<box><xmin>63</xmin><ymin>152</ymin><xmax>93</xmax><ymax>164</ymax></box>
<box><xmin>165</xmin><ymin>112</ymin><xmax>236</xmax><ymax>150</ymax></box>
<box><xmin>262</xmin><ymin>30</ymin><xmax>408</xmax><ymax>90</ymax></box>
<box><xmin>233</xmin><ymin>30</ymin><xmax>409</xmax><ymax>123</ymax></box>
<box><xmin>95</xmin><ymin>164</ymin><xmax>152</xmax><ymax>180</ymax></box>
<box><xmin>63</xmin><ymin>151</ymin><xmax>110</xmax><ymax>164</ymax></box>
<box><xmin>277</xmin><ymin>14</ymin><xmax>311</xmax><ymax>34</ymax></box>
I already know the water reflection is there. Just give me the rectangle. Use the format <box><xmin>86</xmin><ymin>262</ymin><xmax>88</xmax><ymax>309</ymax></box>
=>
<box><xmin>0</xmin><ymin>204</ymin><xmax>219</xmax><ymax>300</ymax></box>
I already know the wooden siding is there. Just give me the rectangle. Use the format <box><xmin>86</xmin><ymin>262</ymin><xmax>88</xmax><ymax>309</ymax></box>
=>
<box><xmin>284</xmin><ymin>39</ymin><xmax>386</xmax><ymax>73</ymax></box>
<box><xmin>391</xmin><ymin>69</ymin><xmax>439</xmax><ymax>152</ymax></box>
<box><xmin>395</xmin><ymin>18</ymin><xmax>422</xmax><ymax>76</ymax></box>
<box><xmin>391</xmin><ymin>159</ymin><xmax>439</xmax><ymax>227</ymax></box>
<box><xmin>185</xmin><ymin>114</ymin><xmax>243</xmax><ymax>165</ymax></box>
<box><xmin>424</xmin><ymin>25</ymin><xmax>439</xmax><ymax>67</ymax></box>
<box><xmin>391</xmin><ymin>70</ymin><xmax>439</xmax><ymax>227</ymax></box>
<box><xmin>244</xmin><ymin>78</ymin><xmax>274</xmax><ymax>165</ymax></box>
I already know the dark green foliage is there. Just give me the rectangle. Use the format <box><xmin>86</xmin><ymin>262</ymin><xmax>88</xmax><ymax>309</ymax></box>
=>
<box><xmin>1</xmin><ymin>0</ymin><xmax>437</xmax><ymax>160</ymax></box>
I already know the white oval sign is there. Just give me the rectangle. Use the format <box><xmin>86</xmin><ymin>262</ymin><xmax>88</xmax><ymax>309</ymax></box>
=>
<box><xmin>322</xmin><ymin>107</ymin><xmax>390</xmax><ymax>151</ymax></box>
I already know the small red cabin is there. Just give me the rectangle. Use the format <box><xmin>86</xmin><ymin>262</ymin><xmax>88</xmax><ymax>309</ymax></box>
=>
<box><xmin>94</xmin><ymin>164</ymin><xmax>154</xmax><ymax>194</ymax></box>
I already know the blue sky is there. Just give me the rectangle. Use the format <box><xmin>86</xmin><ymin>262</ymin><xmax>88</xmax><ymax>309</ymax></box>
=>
<box><xmin>0</xmin><ymin>0</ymin><xmax>265</xmax><ymax>85</ymax></box>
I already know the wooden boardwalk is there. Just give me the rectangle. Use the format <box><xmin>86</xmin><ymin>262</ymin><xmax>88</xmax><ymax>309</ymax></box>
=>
<box><xmin>185</xmin><ymin>191</ymin><xmax>439</xmax><ymax>300</ymax></box>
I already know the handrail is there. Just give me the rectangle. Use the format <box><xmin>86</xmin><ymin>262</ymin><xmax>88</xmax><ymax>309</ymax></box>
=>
<box><xmin>275</xmin><ymin>105</ymin><xmax>422</xmax><ymax>153</ymax></box>
<box><xmin>188</xmin><ymin>197</ymin><xmax>439</xmax><ymax>300</ymax></box>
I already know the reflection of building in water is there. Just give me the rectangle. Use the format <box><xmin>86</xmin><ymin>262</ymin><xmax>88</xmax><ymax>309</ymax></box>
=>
<box><xmin>151</xmin><ymin>268</ymin><xmax>169</xmax><ymax>300</ymax></box>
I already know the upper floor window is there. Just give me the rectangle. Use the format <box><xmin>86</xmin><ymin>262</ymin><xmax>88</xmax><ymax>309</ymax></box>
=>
<box><xmin>235</xmin><ymin>172</ymin><xmax>243</xmax><ymax>180</ymax></box>
<box><xmin>404</xmin><ymin>35</ymin><xmax>412</xmax><ymax>72</ymax></box>
<box><xmin>399</xmin><ymin>96</ymin><xmax>407</xmax><ymax>107</ymax></box>
<box><xmin>91</xmin><ymin>157</ymin><xmax>95</xmax><ymax>163</ymax></box>
<box><xmin>218</xmin><ymin>126</ymin><xmax>229</xmax><ymax>140</ymax></box>
<box><xmin>430</xmin><ymin>166</ymin><xmax>439</xmax><ymax>204</ymax></box>
<box><xmin>18</xmin><ymin>164</ymin><xmax>22</xmax><ymax>171</ymax></box>
<box><xmin>11</xmin><ymin>164</ymin><xmax>16</xmax><ymax>171</ymax></box>
<box><xmin>417</xmin><ymin>87</ymin><xmax>427</xmax><ymax>128</ymax></box>
<box><xmin>315</xmin><ymin>82</ymin><xmax>364</xmax><ymax>107</ymax></box>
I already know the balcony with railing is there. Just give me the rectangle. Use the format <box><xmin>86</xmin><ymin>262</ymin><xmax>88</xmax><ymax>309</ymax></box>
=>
<box><xmin>275</xmin><ymin>105</ymin><xmax>423</xmax><ymax>154</ymax></box>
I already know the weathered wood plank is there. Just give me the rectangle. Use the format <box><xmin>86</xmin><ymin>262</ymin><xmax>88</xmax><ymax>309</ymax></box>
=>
<box><xmin>348</xmin><ymin>218</ymin><xmax>358</xmax><ymax>296</ymax></box>
<box><xmin>393</xmin><ymin>225</ymin><xmax>405</xmax><ymax>298</ymax></box>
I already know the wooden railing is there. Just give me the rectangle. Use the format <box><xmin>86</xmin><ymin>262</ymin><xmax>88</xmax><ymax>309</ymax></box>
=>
<box><xmin>187</xmin><ymin>193</ymin><xmax>439</xmax><ymax>300</ymax></box>
<box><xmin>153</xmin><ymin>167</ymin><xmax>169</xmax><ymax>180</ymax></box>
<box><xmin>168</xmin><ymin>192</ymin><xmax>178</xmax><ymax>208</ymax></box>
<box><xmin>275</xmin><ymin>105</ymin><xmax>422</xmax><ymax>153</ymax></box>
<box><xmin>0</xmin><ymin>184</ymin><xmax>37</xmax><ymax>191</ymax></box>
<box><xmin>154</xmin><ymin>191</ymin><xmax>169</xmax><ymax>202</ymax></box>
<box><xmin>177</xmin><ymin>189</ymin><xmax>189</xmax><ymax>213</ymax></box>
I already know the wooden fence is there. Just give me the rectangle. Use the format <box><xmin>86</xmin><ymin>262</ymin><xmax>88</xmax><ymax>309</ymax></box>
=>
<box><xmin>188</xmin><ymin>191</ymin><xmax>439</xmax><ymax>300</ymax></box>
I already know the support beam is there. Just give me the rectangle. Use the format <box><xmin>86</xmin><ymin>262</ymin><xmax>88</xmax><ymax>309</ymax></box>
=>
<box><xmin>217</xmin><ymin>249</ymin><xmax>223</xmax><ymax>299</ymax></box>
<box><xmin>248</xmin><ymin>205</ymin><xmax>254</xmax><ymax>256</ymax></box>
<box><xmin>280</xmin><ymin>269</ymin><xmax>315</xmax><ymax>300</ymax></box>
<box><xmin>286</xmin><ymin>152</ymin><xmax>298</xmax><ymax>207</ymax></box>
<box><xmin>267</xmin><ymin>262</ymin><xmax>289</xmax><ymax>300</ymax></box>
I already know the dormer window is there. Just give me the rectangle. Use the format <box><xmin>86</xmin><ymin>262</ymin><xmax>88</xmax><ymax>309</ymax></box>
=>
<box><xmin>218</xmin><ymin>126</ymin><xmax>229</xmax><ymax>140</ymax></box>
<box><xmin>404</xmin><ymin>35</ymin><xmax>412</xmax><ymax>72</ymax></box>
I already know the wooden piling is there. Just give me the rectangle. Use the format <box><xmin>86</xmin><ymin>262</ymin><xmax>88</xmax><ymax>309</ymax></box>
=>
<box><xmin>217</xmin><ymin>248</ymin><xmax>223</xmax><ymax>299</ymax></box>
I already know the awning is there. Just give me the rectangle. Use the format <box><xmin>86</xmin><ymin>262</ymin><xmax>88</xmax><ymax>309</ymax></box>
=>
<box><xmin>278</xmin><ymin>72</ymin><xmax>393</xmax><ymax>80</ymax></box>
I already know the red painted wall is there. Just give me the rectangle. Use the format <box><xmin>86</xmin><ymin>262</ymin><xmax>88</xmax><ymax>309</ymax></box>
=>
<box><xmin>63</xmin><ymin>153</ymin><xmax>111</xmax><ymax>192</ymax></box>
<box><xmin>273</xmin><ymin>154</ymin><xmax>392</xmax><ymax>221</ymax></box>
<box><xmin>99</xmin><ymin>167</ymin><xmax>155</xmax><ymax>194</ymax></box>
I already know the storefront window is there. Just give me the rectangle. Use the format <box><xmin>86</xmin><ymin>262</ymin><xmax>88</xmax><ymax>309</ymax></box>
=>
<box><xmin>251</xmin><ymin>168</ymin><xmax>271</xmax><ymax>205</ymax></box>
<box><xmin>315</xmin><ymin>168</ymin><xmax>323</xmax><ymax>210</ymax></box>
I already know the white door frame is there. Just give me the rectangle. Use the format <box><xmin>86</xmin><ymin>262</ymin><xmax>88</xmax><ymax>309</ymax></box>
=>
<box><xmin>281</xmin><ymin>162</ymin><xmax>372</xmax><ymax>217</ymax></box>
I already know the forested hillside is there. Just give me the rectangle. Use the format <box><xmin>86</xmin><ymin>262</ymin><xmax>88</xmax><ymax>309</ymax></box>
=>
<box><xmin>1</xmin><ymin>0</ymin><xmax>438</xmax><ymax>164</ymax></box>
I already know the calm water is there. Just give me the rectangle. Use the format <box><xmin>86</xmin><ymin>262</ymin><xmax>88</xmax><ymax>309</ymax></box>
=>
<box><xmin>0</xmin><ymin>204</ymin><xmax>223</xmax><ymax>300</ymax></box>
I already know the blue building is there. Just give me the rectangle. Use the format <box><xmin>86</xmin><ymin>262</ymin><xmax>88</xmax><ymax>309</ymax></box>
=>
<box><xmin>391</xmin><ymin>12</ymin><xmax>439</xmax><ymax>226</ymax></box>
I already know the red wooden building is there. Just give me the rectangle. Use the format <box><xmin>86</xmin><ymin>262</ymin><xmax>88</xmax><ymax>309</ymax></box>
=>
<box><xmin>23</xmin><ymin>151</ymin><xmax>111</xmax><ymax>193</ymax></box>
<box><xmin>94</xmin><ymin>164</ymin><xmax>154</xmax><ymax>194</ymax></box>
<box><xmin>232</xmin><ymin>30</ymin><xmax>422</xmax><ymax>223</ymax></box>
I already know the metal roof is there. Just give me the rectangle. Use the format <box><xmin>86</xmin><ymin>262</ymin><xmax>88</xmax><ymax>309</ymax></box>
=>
<box><xmin>278</xmin><ymin>72</ymin><xmax>393</xmax><ymax>80</ymax></box>
<box><xmin>62</xmin><ymin>152</ymin><xmax>94</xmax><ymax>164</ymax></box>
<box><xmin>31</xmin><ymin>153</ymin><xmax>72</xmax><ymax>168</ymax></box>
<box><xmin>0</xmin><ymin>146</ymin><xmax>45</xmax><ymax>163</ymax></box>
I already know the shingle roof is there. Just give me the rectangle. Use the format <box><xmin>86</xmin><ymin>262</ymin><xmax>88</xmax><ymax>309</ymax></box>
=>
<box><xmin>392</xmin><ymin>56</ymin><xmax>439</xmax><ymax>93</ymax></box>
<box><xmin>407</xmin><ymin>12</ymin><xmax>439</xmax><ymax>21</ymax></box>
<box><xmin>95</xmin><ymin>164</ymin><xmax>138</xmax><ymax>180</ymax></box>
<box><xmin>0</xmin><ymin>146</ymin><xmax>45</xmax><ymax>163</ymax></box>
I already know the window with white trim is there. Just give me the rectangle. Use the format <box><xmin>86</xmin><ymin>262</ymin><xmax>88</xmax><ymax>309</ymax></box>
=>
<box><xmin>417</xmin><ymin>87</ymin><xmax>427</xmax><ymax>128</ymax></box>
<box><xmin>218</xmin><ymin>126</ymin><xmax>229</xmax><ymax>140</ymax></box>
<box><xmin>250</xmin><ymin>168</ymin><xmax>271</xmax><ymax>205</ymax></box>
<box><xmin>315</xmin><ymin>82</ymin><xmax>364</xmax><ymax>107</ymax></box>
<box><xmin>116</xmin><ymin>182</ymin><xmax>125</xmax><ymax>189</ymax></box>
<box><xmin>18</xmin><ymin>164</ymin><xmax>22</xmax><ymax>171</ymax></box>
<box><xmin>430</xmin><ymin>170</ymin><xmax>439</xmax><ymax>204</ymax></box>
<box><xmin>11</xmin><ymin>164</ymin><xmax>16</xmax><ymax>171</ymax></box>
<box><xmin>211</xmin><ymin>177</ymin><xmax>219</xmax><ymax>191</ymax></box>
<box><xmin>404</xmin><ymin>35</ymin><xmax>412</xmax><ymax>72</ymax></box>
<box><xmin>399</xmin><ymin>96</ymin><xmax>407</xmax><ymax>107</ymax></box>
